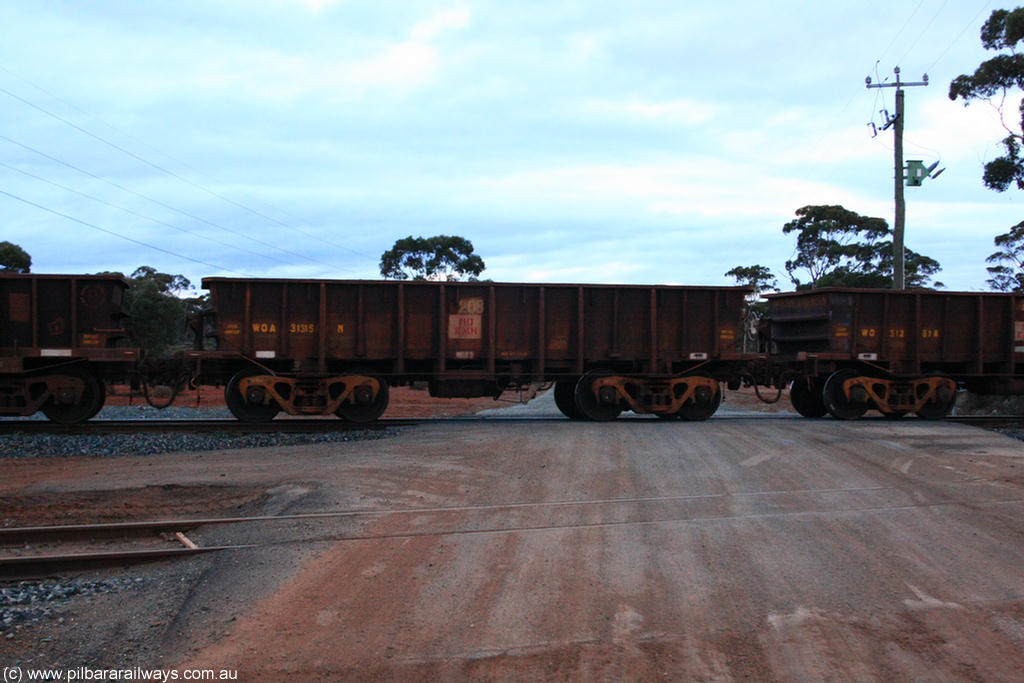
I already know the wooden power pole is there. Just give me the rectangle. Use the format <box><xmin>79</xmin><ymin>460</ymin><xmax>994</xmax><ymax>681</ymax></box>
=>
<box><xmin>865</xmin><ymin>67</ymin><xmax>929</xmax><ymax>290</ymax></box>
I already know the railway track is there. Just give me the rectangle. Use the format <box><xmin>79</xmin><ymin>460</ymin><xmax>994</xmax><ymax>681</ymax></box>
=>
<box><xmin>0</xmin><ymin>489</ymin><xmax>898</xmax><ymax>578</ymax></box>
<box><xmin>0</xmin><ymin>515</ymin><xmax>255</xmax><ymax>580</ymax></box>
<box><xmin>1</xmin><ymin>413</ymin><xmax>1022</xmax><ymax>435</ymax></box>
<box><xmin>0</xmin><ymin>489</ymin><xmax>915</xmax><ymax>579</ymax></box>
<box><xmin>944</xmin><ymin>414</ymin><xmax>1024</xmax><ymax>427</ymax></box>
<box><xmin>6</xmin><ymin>475</ymin><xmax>1024</xmax><ymax>580</ymax></box>
<box><xmin>0</xmin><ymin>417</ymin><xmax>418</xmax><ymax>435</ymax></box>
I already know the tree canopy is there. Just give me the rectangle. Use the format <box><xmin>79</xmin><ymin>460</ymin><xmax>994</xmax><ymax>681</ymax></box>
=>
<box><xmin>783</xmin><ymin>205</ymin><xmax>888</xmax><ymax>288</ymax></box>
<box><xmin>724</xmin><ymin>265</ymin><xmax>778</xmax><ymax>299</ymax></box>
<box><xmin>782</xmin><ymin>205</ymin><xmax>942</xmax><ymax>289</ymax></box>
<box><xmin>379</xmin><ymin>235</ymin><xmax>485</xmax><ymax>281</ymax></box>
<box><xmin>986</xmin><ymin>220</ymin><xmax>1024</xmax><ymax>292</ymax></box>
<box><xmin>96</xmin><ymin>266</ymin><xmax>197</xmax><ymax>356</ymax></box>
<box><xmin>0</xmin><ymin>241</ymin><xmax>31</xmax><ymax>273</ymax></box>
<box><xmin>949</xmin><ymin>7</ymin><xmax>1024</xmax><ymax>191</ymax></box>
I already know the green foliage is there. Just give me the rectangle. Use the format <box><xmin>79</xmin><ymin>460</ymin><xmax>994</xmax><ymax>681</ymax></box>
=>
<box><xmin>724</xmin><ymin>265</ymin><xmax>778</xmax><ymax>298</ymax></box>
<box><xmin>986</xmin><ymin>221</ymin><xmax>1024</xmax><ymax>292</ymax></box>
<box><xmin>128</xmin><ymin>265</ymin><xmax>190</xmax><ymax>294</ymax></box>
<box><xmin>782</xmin><ymin>205</ymin><xmax>942</xmax><ymax>289</ymax></box>
<box><xmin>103</xmin><ymin>266</ymin><xmax>196</xmax><ymax>356</ymax></box>
<box><xmin>0</xmin><ymin>241</ymin><xmax>31</xmax><ymax>273</ymax></box>
<box><xmin>380</xmin><ymin>235</ymin><xmax>485</xmax><ymax>281</ymax></box>
<box><xmin>949</xmin><ymin>7</ymin><xmax>1024</xmax><ymax>191</ymax></box>
<box><xmin>783</xmin><ymin>205</ymin><xmax>889</xmax><ymax>288</ymax></box>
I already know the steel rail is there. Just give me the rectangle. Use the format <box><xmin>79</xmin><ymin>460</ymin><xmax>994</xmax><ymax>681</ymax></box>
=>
<box><xmin>0</xmin><ymin>544</ymin><xmax>254</xmax><ymax>580</ymax></box>
<box><xmin>12</xmin><ymin>492</ymin><xmax>1021</xmax><ymax>580</ymax></box>
<box><xmin>5</xmin><ymin>479</ymin><xmax>1021</xmax><ymax>578</ymax></box>
<box><xmin>0</xmin><ymin>418</ymin><xmax>415</xmax><ymax>434</ymax></box>
<box><xmin>2</xmin><ymin>413</ymin><xmax>1022</xmax><ymax>435</ymax></box>
<box><xmin>944</xmin><ymin>415</ymin><xmax>1024</xmax><ymax>424</ymax></box>
<box><xmin>0</xmin><ymin>484</ymin><xmax>920</xmax><ymax>546</ymax></box>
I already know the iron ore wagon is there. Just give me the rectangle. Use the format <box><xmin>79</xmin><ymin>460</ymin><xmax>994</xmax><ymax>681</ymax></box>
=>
<box><xmin>189</xmin><ymin>278</ymin><xmax>753</xmax><ymax>422</ymax></box>
<box><xmin>767</xmin><ymin>288</ymin><xmax>1024</xmax><ymax>419</ymax></box>
<box><xmin>0</xmin><ymin>273</ymin><xmax>138</xmax><ymax>423</ymax></box>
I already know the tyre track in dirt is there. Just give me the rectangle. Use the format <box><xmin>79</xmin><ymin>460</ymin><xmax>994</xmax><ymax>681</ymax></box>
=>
<box><xmin>172</xmin><ymin>412</ymin><xmax>1024</xmax><ymax>682</ymax></box>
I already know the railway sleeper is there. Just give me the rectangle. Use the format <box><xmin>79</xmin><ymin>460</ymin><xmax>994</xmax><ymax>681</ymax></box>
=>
<box><xmin>237</xmin><ymin>373</ymin><xmax>384</xmax><ymax>417</ymax></box>
<box><xmin>587</xmin><ymin>375</ymin><xmax>721</xmax><ymax>417</ymax></box>
<box><xmin>836</xmin><ymin>375</ymin><xmax>957</xmax><ymax>418</ymax></box>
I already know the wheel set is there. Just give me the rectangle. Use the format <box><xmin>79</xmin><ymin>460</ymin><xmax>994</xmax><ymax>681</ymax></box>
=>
<box><xmin>225</xmin><ymin>367</ymin><xmax>390</xmax><ymax>423</ymax></box>
<box><xmin>554</xmin><ymin>372</ymin><xmax>722</xmax><ymax>422</ymax></box>
<box><xmin>790</xmin><ymin>371</ymin><xmax>957</xmax><ymax>420</ymax></box>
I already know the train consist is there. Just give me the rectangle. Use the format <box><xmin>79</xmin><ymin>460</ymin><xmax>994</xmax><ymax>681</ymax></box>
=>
<box><xmin>2</xmin><ymin>272</ymin><xmax>1023</xmax><ymax>423</ymax></box>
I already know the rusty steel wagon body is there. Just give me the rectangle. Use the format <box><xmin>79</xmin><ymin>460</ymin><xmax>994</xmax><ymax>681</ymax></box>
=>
<box><xmin>11</xmin><ymin>272</ymin><xmax>1024</xmax><ymax>425</ymax></box>
<box><xmin>190</xmin><ymin>278</ymin><xmax>753</xmax><ymax>422</ymax></box>
<box><xmin>0</xmin><ymin>273</ymin><xmax>138</xmax><ymax>423</ymax></box>
<box><xmin>767</xmin><ymin>288</ymin><xmax>1024</xmax><ymax>419</ymax></box>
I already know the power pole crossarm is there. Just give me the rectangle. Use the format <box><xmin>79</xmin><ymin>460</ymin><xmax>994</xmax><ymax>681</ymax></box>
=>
<box><xmin>865</xmin><ymin>66</ymin><xmax>929</xmax><ymax>290</ymax></box>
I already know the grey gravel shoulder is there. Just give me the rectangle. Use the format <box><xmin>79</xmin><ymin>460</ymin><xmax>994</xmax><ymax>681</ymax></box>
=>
<box><xmin>1</xmin><ymin>578</ymin><xmax>144</xmax><ymax>636</ymax></box>
<box><xmin>1</xmin><ymin>405</ymin><xmax>395</xmax><ymax>459</ymax></box>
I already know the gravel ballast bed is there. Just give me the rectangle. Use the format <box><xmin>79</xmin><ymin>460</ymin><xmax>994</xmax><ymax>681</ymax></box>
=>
<box><xmin>2</xmin><ymin>578</ymin><xmax>145</xmax><ymax>634</ymax></box>
<box><xmin>1</xmin><ymin>405</ymin><xmax>396</xmax><ymax>458</ymax></box>
<box><xmin>2</xmin><ymin>405</ymin><xmax>236</xmax><ymax>422</ymax></box>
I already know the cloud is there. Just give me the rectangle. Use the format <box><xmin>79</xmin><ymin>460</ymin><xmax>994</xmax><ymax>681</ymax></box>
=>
<box><xmin>586</xmin><ymin>96</ymin><xmax>717</xmax><ymax>125</ymax></box>
<box><xmin>523</xmin><ymin>261</ymin><xmax>646</xmax><ymax>282</ymax></box>
<box><xmin>300</xmin><ymin>0</ymin><xmax>339</xmax><ymax>10</ymax></box>
<box><xmin>474</xmin><ymin>157</ymin><xmax>877</xmax><ymax>222</ymax></box>
<box><xmin>181</xmin><ymin>6</ymin><xmax>473</xmax><ymax>99</ymax></box>
<box><xmin>412</xmin><ymin>6</ymin><xmax>471</xmax><ymax>40</ymax></box>
<box><xmin>909</xmin><ymin>92</ymin><xmax>1023</xmax><ymax>161</ymax></box>
<box><xmin>343</xmin><ymin>41</ymin><xmax>440</xmax><ymax>91</ymax></box>
<box><xmin>0</xmin><ymin>1</ymin><xmax>1014</xmax><ymax>293</ymax></box>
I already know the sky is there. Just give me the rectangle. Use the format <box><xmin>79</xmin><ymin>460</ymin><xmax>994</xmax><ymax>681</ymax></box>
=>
<box><xmin>1</xmin><ymin>1</ymin><xmax>1020</xmax><ymax>294</ymax></box>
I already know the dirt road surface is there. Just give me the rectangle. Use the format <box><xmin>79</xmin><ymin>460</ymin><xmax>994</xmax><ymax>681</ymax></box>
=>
<box><xmin>3</xmin><ymin>393</ymin><xmax>1024</xmax><ymax>681</ymax></box>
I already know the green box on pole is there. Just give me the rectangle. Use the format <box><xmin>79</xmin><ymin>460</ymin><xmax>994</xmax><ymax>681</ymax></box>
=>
<box><xmin>906</xmin><ymin>160</ymin><xmax>927</xmax><ymax>187</ymax></box>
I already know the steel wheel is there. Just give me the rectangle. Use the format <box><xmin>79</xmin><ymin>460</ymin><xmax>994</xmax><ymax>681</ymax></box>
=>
<box><xmin>41</xmin><ymin>366</ymin><xmax>103</xmax><ymax>425</ymax></box>
<box><xmin>823</xmin><ymin>369</ymin><xmax>868</xmax><ymax>420</ymax></box>
<box><xmin>916</xmin><ymin>378</ymin><xmax>956</xmax><ymax>420</ymax></box>
<box><xmin>553</xmin><ymin>378</ymin><xmax>583</xmax><ymax>419</ymax></box>
<box><xmin>225</xmin><ymin>367</ymin><xmax>281</xmax><ymax>423</ymax></box>
<box><xmin>789</xmin><ymin>376</ymin><xmax>827</xmax><ymax>418</ymax></box>
<box><xmin>677</xmin><ymin>377</ymin><xmax>722</xmax><ymax>421</ymax></box>
<box><xmin>336</xmin><ymin>375</ymin><xmax>390</xmax><ymax>423</ymax></box>
<box><xmin>573</xmin><ymin>372</ymin><xmax>623</xmax><ymax>421</ymax></box>
<box><xmin>87</xmin><ymin>381</ymin><xmax>108</xmax><ymax>420</ymax></box>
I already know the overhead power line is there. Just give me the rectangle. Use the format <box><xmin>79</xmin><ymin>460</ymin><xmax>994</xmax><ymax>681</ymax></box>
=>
<box><xmin>0</xmin><ymin>132</ymin><xmax>326</xmax><ymax>267</ymax></box>
<box><xmin>876</xmin><ymin>0</ymin><xmax>928</xmax><ymax>67</ymax></box>
<box><xmin>0</xmin><ymin>188</ymin><xmax>249</xmax><ymax>275</ymax></box>
<box><xmin>0</xmin><ymin>160</ymin><xmax>284</xmax><ymax>266</ymax></box>
<box><xmin>926</xmin><ymin>0</ymin><xmax>997</xmax><ymax>74</ymax></box>
<box><xmin>0</xmin><ymin>78</ymin><xmax>371</xmax><ymax>259</ymax></box>
<box><xmin>897</xmin><ymin>0</ymin><xmax>951</xmax><ymax>67</ymax></box>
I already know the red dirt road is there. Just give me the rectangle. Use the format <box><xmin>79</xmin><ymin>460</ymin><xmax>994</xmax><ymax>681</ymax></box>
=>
<box><xmin>162</xmin><ymin>409</ymin><xmax>1024</xmax><ymax>681</ymax></box>
<box><xmin>2</xmin><ymin>391</ymin><xmax>1022</xmax><ymax>681</ymax></box>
